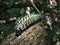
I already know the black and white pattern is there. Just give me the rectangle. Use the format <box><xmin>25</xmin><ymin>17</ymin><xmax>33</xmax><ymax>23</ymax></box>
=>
<box><xmin>15</xmin><ymin>14</ymin><xmax>43</xmax><ymax>31</ymax></box>
<box><xmin>14</xmin><ymin>14</ymin><xmax>44</xmax><ymax>36</ymax></box>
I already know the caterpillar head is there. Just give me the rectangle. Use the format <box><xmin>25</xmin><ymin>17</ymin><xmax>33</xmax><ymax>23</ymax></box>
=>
<box><xmin>14</xmin><ymin>26</ymin><xmax>21</xmax><ymax>31</ymax></box>
<box><xmin>14</xmin><ymin>26</ymin><xmax>22</xmax><ymax>37</ymax></box>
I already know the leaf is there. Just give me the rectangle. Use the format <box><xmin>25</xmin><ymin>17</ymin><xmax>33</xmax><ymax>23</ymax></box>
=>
<box><xmin>56</xmin><ymin>32</ymin><xmax>60</xmax><ymax>35</ymax></box>
<box><xmin>20</xmin><ymin>8</ymin><xmax>25</xmax><ymax>15</ymax></box>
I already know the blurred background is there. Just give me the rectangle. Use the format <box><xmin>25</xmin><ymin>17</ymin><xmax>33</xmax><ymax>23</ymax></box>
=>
<box><xmin>0</xmin><ymin>0</ymin><xmax>60</xmax><ymax>45</ymax></box>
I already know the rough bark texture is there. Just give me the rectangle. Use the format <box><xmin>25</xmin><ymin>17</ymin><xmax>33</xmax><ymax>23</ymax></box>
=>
<box><xmin>1</xmin><ymin>22</ymin><xmax>51</xmax><ymax>45</ymax></box>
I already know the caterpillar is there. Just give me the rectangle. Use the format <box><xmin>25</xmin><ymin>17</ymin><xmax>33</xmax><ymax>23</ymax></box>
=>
<box><xmin>14</xmin><ymin>0</ymin><xmax>43</xmax><ymax>36</ymax></box>
<box><xmin>14</xmin><ymin>14</ymin><xmax>43</xmax><ymax>36</ymax></box>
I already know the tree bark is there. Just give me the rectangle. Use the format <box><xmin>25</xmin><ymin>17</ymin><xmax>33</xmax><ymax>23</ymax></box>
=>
<box><xmin>1</xmin><ymin>22</ymin><xmax>52</xmax><ymax>45</ymax></box>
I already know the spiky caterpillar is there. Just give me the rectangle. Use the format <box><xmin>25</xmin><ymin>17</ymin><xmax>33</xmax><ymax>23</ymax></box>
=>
<box><xmin>14</xmin><ymin>14</ymin><xmax>44</xmax><ymax>37</ymax></box>
<box><xmin>14</xmin><ymin>14</ymin><xmax>43</xmax><ymax>31</ymax></box>
<box><xmin>14</xmin><ymin>0</ymin><xmax>42</xmax><ymax>36</ymax></box>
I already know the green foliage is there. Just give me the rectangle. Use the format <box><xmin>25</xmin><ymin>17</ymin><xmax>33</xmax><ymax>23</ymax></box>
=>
<box><xmin>7</xmin><ymin>8</ymin><xmax>20</xmax><ymax>17</ymax></box>
<box><xmin>20</xmin><ymin>8</ymin><xmax>25</xmax><ymax>15</ymax></box>
<box><xmin>0</xmin><ymin>22</ymin><xmax>15</xmax><ymax>37</ymax></box>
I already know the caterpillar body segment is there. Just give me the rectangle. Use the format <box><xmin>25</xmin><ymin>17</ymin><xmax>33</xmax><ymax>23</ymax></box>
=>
<box><xmin>14</xmin><ymin>14</ymin><xmax>43</xmax><ymax>36</ymax></box>
<box><xmin>15</xmin><ymin>14</ymin><xmax>43</xmax><ymax>31</ymax></box>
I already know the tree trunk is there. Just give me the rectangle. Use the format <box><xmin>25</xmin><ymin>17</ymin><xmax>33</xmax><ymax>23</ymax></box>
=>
<box><xmin>1</xmin><ymin>22</ymin><xmax>52</xmax><ymax>45</ymax></box>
